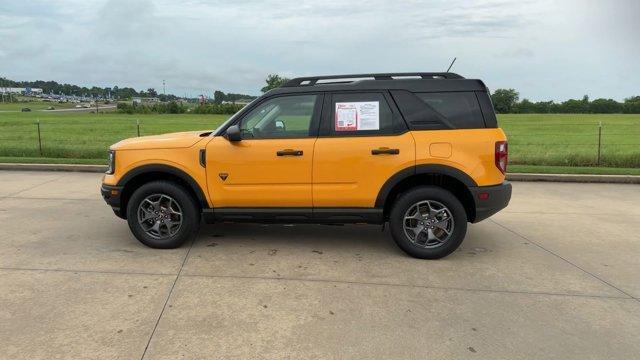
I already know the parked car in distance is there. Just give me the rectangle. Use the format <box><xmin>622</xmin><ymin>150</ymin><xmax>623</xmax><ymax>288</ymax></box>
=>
<box><xmin>21</xmin><ymin>107</ymin><xmax>31</xmax><ymax>112</ymax></box>
<box><xmin>101</xmin><ymin>72</ymin><xmax>511</xmax><ymax>259</ymax></box>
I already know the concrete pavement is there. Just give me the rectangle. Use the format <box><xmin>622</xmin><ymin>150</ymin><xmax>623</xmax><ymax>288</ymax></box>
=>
<box><xmin>0</xmin><ymin>171</ymin><xmax>638</xmax><ymax>359</ymax></box>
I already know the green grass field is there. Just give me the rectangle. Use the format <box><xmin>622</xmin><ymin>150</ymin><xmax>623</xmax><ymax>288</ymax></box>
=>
<box><xmin>1</xmin><ymin>110</ymin><xmax>639</xmax><ymax>172</ymax></box>
<box><xmin>0</xmin><ymin>112</ymin><xmax>227</xmax><ymax>159</ymax></box>
<box><xmin>500</xmin><ymin>114</ymin><xmax>640</xmax><ymax>168</ymax></box>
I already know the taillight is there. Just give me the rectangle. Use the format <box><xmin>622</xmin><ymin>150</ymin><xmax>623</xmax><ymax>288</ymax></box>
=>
<box><xmin>495</xmin><ymin>141</ymin><xmax>508</xmax><ymax>174</ymax></box>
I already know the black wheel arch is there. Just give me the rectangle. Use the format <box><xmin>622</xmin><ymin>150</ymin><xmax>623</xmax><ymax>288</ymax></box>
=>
<box><xmin>117</xmin><ymin>164</ymin><xmax>208</xmax><ymax>218</ymax></box>
<box><xmin>376</xmin><ymin>164</ymin><xmax>478</xmax><ymax>222</ymax></box>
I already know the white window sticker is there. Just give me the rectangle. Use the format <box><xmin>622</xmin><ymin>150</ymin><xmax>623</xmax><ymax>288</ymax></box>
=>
<box><xmin>335</xmin><ymin>101</ymin><xmax>380</xmax><ymax>131</ymax></box>
<box><xmin>335</xmin><ymin>103</ymin><xmax>357</xmax><ymax>131</ymax></box>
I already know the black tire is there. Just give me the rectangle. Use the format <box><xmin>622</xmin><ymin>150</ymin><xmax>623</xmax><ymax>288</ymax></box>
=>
<box><xmin>389</xmin><ymin>186</ymin><xmax>467</xmax><ymax>259</ymax></box>
<box><xmin>126</xmin><ymin>180</ymin><xmax>201</xmax><ymax>249</ymax></box>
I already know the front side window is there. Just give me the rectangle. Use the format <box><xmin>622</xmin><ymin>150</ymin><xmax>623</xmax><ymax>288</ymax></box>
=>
<box><xmin>240</xmin><ymin>95</ymin><xmax>317</xmax><ymax>139</ymax></box>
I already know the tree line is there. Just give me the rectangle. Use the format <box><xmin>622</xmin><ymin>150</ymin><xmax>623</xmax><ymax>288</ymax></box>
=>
<box><xmin>213</xmin><ymin>91</ymin><xmax>256</xmax><ymax>104</ymax></box>
<box><xmin>490</xmin><ymin>89</ymin><xmax>640</xmax><ymax>114</ymax></box>
<box><xmin>1</xmin><ymin>76</ymin><xmax>144</xmax><ymax>99</ymax></box>
<box><xmin>6</xmin><ymin>74</ymin><xmax>639</xmax><ymax>114</ymax></box>
<box><xmin>0</xmin><ymin>77</ymin><xmax>254</xmax><ymax>102</ymax></box>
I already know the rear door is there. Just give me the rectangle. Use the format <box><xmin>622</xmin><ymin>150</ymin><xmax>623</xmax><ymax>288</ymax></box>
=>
<box><xmin>312</xmin><ymin>91</ymin><xmax>415</xmax><ymax>208</ymax></box>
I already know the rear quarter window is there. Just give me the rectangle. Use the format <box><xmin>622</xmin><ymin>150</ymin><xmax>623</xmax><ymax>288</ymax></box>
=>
<box><xmin>390</xmin><ymin>90</ymin><xmax>488</xmax><ymax>130</ymax></box>
<box><xmin>415</xmin><ymin>92</ymin><xmax>484</xmax><ymax>129</ymax></box>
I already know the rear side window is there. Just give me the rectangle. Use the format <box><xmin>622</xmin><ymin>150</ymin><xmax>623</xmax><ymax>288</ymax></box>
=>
<box><xmin>415</xmin><ymin>92</ymin><xmax>484</xmax><ymax>129</ymax></box>
<box><xmin>390</xmin><ymin>90</ymin><xmax>486</xmax><ymax>130</ymax></box>
<box><xmin>321</xmin><ymin>92</ymin><xmax>405</xmax><ymax>136</ymax></box>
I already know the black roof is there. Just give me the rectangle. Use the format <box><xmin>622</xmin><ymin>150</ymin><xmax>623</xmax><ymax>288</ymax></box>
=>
<box><xmin>268</xmin><ymin>72</ymin><xmax>487</xmax><ymax>95</ymax></box>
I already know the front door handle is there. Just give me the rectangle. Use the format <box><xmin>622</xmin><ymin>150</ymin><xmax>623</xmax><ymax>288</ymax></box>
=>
<box><xmin>277</xmin><ymin>149</ymin><xmax>303</xmax><ymax>156</ymax></box>
<box><xmin>371</xmin><ymin>147</ymin><xmax>400</xmax><ymax>155</ymax></box>
<box><xmin>199</xmin><ymin>149</ymin><xmax>206</xmax><ymax>168</ymax></box>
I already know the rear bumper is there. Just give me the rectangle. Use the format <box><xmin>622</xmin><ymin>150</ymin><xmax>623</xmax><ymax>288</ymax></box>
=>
<box><xmin>101</xmin><ymin>184</ymin><xmax>125</xmax><ymax>219</ymax></box>
<box><xmin>469</xmin><ymin>181</ymin><xmax>512</xmax><ymax>223</ymax></box>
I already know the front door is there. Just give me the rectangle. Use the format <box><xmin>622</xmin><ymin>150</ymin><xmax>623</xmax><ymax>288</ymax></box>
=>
<box><xmin>206</xmin><ymin>93</ymin><xmax>322</xmax><ymax>208</ymax></box>
<box><xmin>313</xmin><ymin>91</ymin><xmax>415</xmax><ymax>208</ymax></box>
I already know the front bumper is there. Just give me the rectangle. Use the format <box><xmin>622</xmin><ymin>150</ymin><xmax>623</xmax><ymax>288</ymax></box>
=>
<box><xmin>469</xmin><ymin>181</ymin><xmax>512</xmax><ymax>223</ymax></box>
<box><xmin>101</xmin><ymin>184</ymin><xmax>125</xmax><ymax>219</ymax></box>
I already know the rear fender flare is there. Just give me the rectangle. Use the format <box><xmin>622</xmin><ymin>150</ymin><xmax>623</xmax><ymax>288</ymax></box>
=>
<box><xmin>375</xmin><ymin>164</ymin><xmax>477</xmax><ymax>208</ymax></box>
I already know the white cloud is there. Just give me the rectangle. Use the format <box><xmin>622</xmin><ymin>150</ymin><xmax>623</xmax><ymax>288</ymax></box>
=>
<box><xmin>0</xmin><ymin>0</ymin><xmax>637</xmax><ymax>100</ymax></box>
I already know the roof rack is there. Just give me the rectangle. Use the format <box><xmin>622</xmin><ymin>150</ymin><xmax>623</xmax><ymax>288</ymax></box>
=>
<box><xmin>282</xmin><ymin>72</ymin><xmax>464</xmax><ymax>87</ymax></box>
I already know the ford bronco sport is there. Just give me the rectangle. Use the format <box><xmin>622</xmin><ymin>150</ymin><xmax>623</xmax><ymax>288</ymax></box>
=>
<box><xmin>101</xmin><ymin>72</ymin><xmax>511</xmax><ymax>259</ymax></box>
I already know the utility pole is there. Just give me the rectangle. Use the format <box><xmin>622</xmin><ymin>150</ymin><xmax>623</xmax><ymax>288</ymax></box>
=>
<box><xmin>163</xmin><ymin>80</ymin><xmax>166</xmax><ymax>96</ymax></box>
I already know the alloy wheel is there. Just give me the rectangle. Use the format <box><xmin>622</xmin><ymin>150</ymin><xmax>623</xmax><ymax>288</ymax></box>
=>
<box><xmin>403</xmin><ymin>200</ymin><xmax>454</xmax><ymax>248</ymax></box>
<box><xmin>137</xmin><ymin>194</ymin><xmax>183</xmax><ymax>239</ymax></box>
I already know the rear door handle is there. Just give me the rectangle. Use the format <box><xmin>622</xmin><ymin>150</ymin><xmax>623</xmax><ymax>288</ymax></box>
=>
<box><xmin>371</xmin><ymin>148</ymin><xmax>400</xmax><ymax>155</ymax></box>
<box><xmin>277</xmin><ymin>149</ymin><xmax>303</xmax><ymax>156</ymax></box>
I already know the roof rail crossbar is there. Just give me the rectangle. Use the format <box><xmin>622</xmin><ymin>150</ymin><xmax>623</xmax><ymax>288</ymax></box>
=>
<box><xmin>283</xmin><ymin>72</ymin><xmax>464</xmax><ymax>87</ymax></box>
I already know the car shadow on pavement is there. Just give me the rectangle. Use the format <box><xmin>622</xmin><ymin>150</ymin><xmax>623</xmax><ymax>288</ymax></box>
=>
<box><xmin>196</xmin><ymin>222</ymin><xmax>398</xmax><ymax>255</ymax></box>
<box><xmin>192</xmin><ymin>222</ymin><xmax>506</xmax><ymax>263</ymax></box>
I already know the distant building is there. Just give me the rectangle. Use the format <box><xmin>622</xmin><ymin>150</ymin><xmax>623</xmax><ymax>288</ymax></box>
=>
<box><xmin>132</xmin><ymin>97</ymin><xmax>160</xmax><ymax>105</ymax></box>
<box><xmin>0</xmin><ymin>87</ymin><xmax>43</xmax><ymax>95</ymax></box>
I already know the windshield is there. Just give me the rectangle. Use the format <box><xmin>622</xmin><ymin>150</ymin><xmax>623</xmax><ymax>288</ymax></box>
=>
<box><xmin>212</xmin><ymin>98</ymin><xmax>258</xmax><ymax>136</ymax></box>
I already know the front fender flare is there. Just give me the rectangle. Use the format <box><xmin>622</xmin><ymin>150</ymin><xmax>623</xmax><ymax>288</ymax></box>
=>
<box><xmin>117</xmin><ymin>164</ymin><xmax>208</xmax><ymax>208</ymax></box>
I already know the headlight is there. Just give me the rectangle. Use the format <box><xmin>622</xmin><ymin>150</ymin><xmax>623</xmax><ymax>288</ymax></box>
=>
<box><xmin>106</xmin><ymin>150</ymin><xmax>115</xmax><ymax>174</ymax></box>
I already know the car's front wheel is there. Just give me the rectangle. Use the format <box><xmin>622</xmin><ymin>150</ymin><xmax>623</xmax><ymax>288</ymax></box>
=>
<box><xmin>126</xmin><ymin>181</ymin><xmax>201</xmax><ymax>249</ymax></box>
<box><xmin>389</xmin><ymin>186</ymin><xmax>467</xmax><ymax>259</ymax></box>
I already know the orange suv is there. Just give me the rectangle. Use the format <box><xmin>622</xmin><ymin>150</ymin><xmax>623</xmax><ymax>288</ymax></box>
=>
<box><xmin>101</xmin><ymin>73</ymin><xmax>511</xmax><ymax>259</ymax></box>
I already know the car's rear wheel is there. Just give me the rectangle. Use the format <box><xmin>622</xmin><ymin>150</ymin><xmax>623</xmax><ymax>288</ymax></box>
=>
<box><xmin>389</xmin><ymin>186</ymin><xmax>467</xmax><ymax>259</ymax></box>
<box><xmin>126</xmin><ymin>181</ymin><xmax>200</xmax><ymax>249</ymax></box>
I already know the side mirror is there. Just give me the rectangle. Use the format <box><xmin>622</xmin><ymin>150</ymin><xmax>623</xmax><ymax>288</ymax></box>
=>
<box><xmin>225</xmin><ymin>124</ymin><xmax>242</xmax><ymax>142</ymax></box>
<box><xmin>275</xmin><ymin>120</ymin><xmax>286</xmax><ymax>131</ymax></box>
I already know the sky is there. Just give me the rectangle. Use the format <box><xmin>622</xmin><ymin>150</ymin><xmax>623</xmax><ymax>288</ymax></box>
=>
<box><xmin>0</xmin><ymin>0</ymin><xmax>638</xmax><ymax>101</ymax></box>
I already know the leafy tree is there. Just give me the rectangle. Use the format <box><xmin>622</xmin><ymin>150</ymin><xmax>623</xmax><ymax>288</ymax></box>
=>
<box><xmin>514</xmin><ymin>98</ymin><xmax>535</xmax><ymax>113</ymax></box>
<box><xmin>158</xmin><ymin>94</ymin><xmax>179</xmax><ymax>102</ymax></box>
<box><xmin>213</xmin><ymin>90</ymin><xmax>255</xmax><ymax>104</ymax></box>
<box><xmin>589</xmin><ymin>98</ymin><xmax>622</xmax><ymax>113</ymax></box>
<box><xmin>225</xmin><ymin>92</ymin><xmax>255</xmax><ymax>102</ymax></box>
<box><xmin>491</xmin><ymin>89</ymin><xmax>519</xmax><ymax>113</ymax></box>
<box><xmin>535</xmin><ymin>101</ymin><xmax>559</xmax><ymax>113</ymax></box>
<box><xmin>261</xmin><ymin>74</ymin><xmax>290</xmax><ymax>93</ymax></box>
<box><xmin>560</xmin><ymin>95</ymin><xmax>589</xmax><ymax>113</ymax></box>
<box><xmin>116</xmin><ymin>87</ymin><xmax>138</xmax><ymax>99</ymax></box>
<box><xmin>214</xmin><ymin>90</ymin><xmax>225</xmax><ymax>104</ymax></box>
<box><xmin>623</xmin><ymin>96</ymin><xmax>640</xmax><ymax>114</ymax></box>
<box><xmin>146</xmin><ymin>88</ymin><xmax>158</xmax><ymax>97</ymax></box>
<box><xmin>165</xmin><ymin>100</ymin><xmax>183</xmax><ymax>113</ymax></box>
